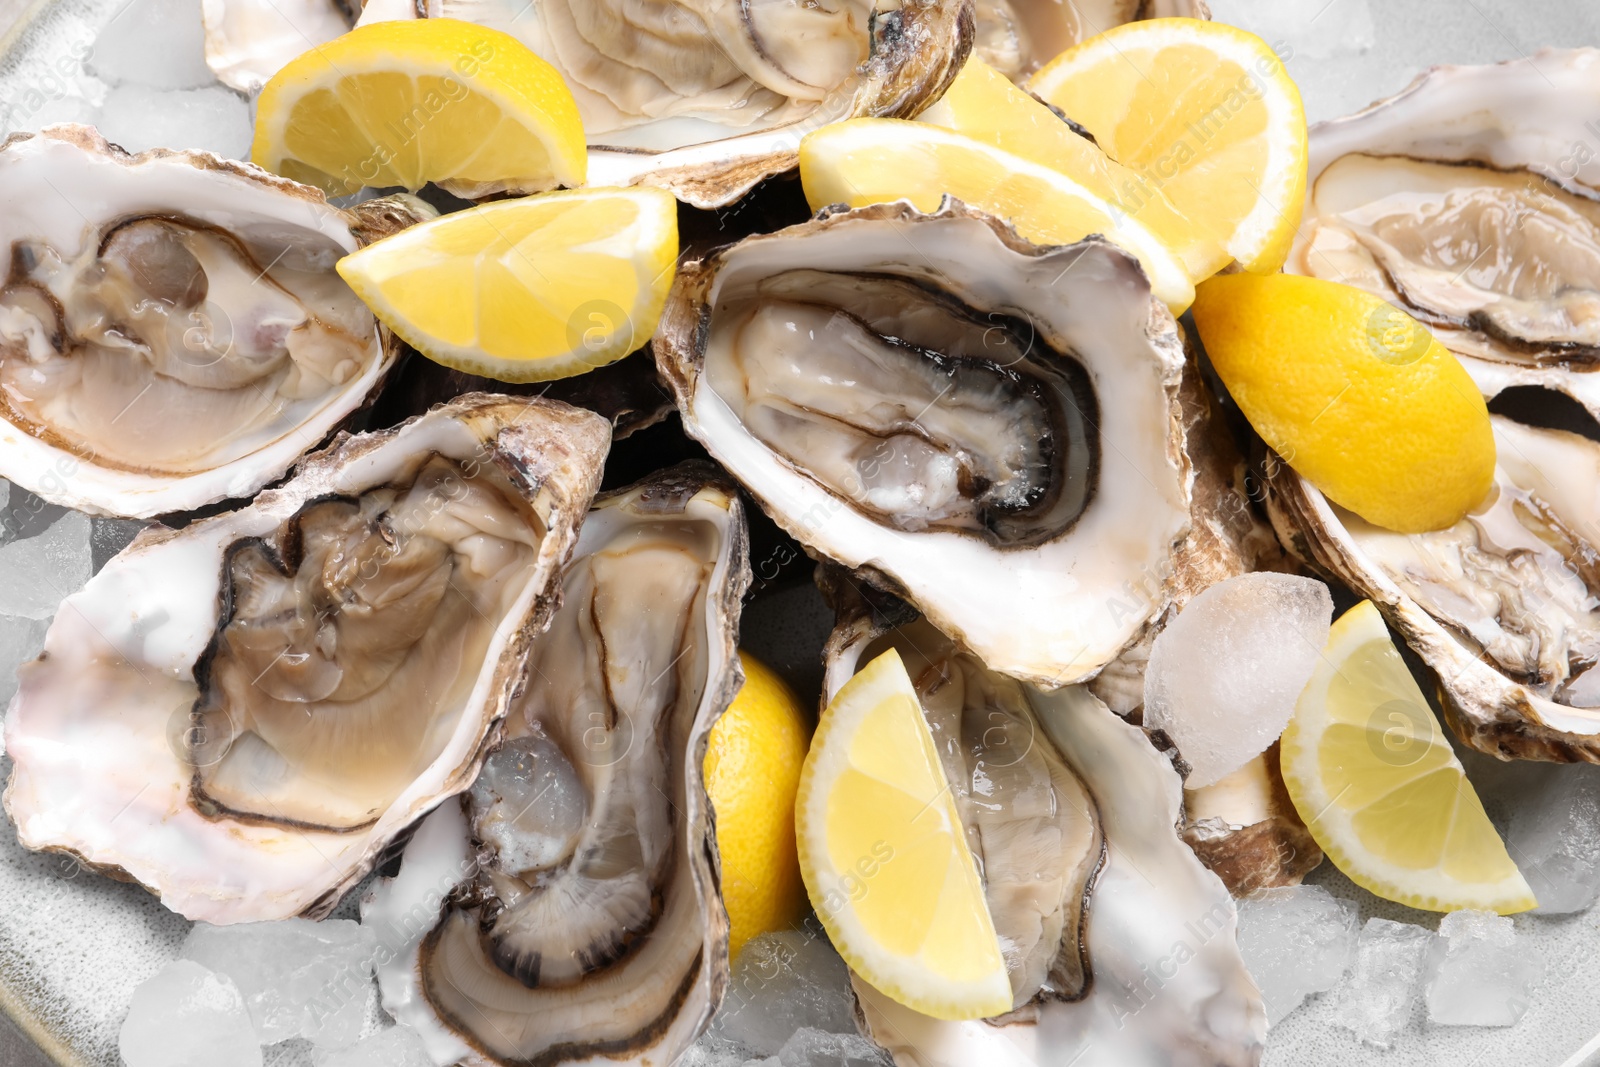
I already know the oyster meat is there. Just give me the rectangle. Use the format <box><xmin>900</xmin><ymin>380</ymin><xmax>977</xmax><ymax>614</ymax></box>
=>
<box><xmin>976</xmin><ymin>0</ymin><xmax>1209</xmax><ymax>82</ymax></box>
<box><xmin>821</xmin><ymin>585</ymin><xmax>1264</xmax><ymax>1066</ymax></box>
<box><xmin>654</xmin><ymin>199</ymin><xmax>1192</xmax><ymax>687</ymax></box>
<box><xmin>365</xmin><ymin>464</ymin><xmax>749</xmax><ymax>1066</ymax></box>
<box><xmin>354</xmin><ymin>0</ymin><xmax>972</xmax><ymax>206</ymax></box>
<box><xmin>1267</xmin><ymin>414</ymin><xmax>1600</xmax><ymax>763</ymax></box>
<box><xmin>0</xmin><ymin>125</ymin><xmax>424</xmax><ymax>518</ymax></box>
<box><xmin>3</xmin><ymin>394</ymin><xmax>609</xmax><ymax>922</ymax></box>
<box><xmin>1287</xmin><ymin>48</ymin><xmax>1600</xmax><ymax>416</ymax></box>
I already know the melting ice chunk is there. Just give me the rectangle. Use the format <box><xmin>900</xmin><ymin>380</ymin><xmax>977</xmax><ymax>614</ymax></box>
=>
<box><xmin>119</xmin><ymin>959</ymin><xmax>261</xmax><ymax>1067</ymax></box>
<box><xmin>708</xmin><ymin>929</ymin><xmax>862</xmax><ymax>1056</ymax></box>
<box><xmin>1504</xmin><ymin>763</ymin><xmax>1600</xmax><ymax>914</ymax></box>
<box><xmin>311</xmin><ymin>1024</ymin><xmax>433</xmax><ymax>1066</ymax></box>
<box><xmin>681</xmin><ymin>928</ymin><xmax>884</xmax><ymax>1064</ymax></box>
<box><xmin>775</xmin><ymin>1027</ymin><xmax>888</xmax><ymax>1066</ymax></box>
<box><xmin>0</xmin><ymin>508</ymin><xmax>91</xmax><ymax>619</ymax></box>
<box><xmin>1332</xmin><ymin>918</ymin><xmax>1432</xmax><ymax>1048</ymax></box>
<box><xmin>1144</xmin><ymin>573</ymin><xmax>1333</xmax><ymax>788</ymax></box>
<box><xmin>1425</xmin><ymin>910</ymin><xmax>1542</xmax><ymax>1027</ymax></box>
<box><xmin>96</xmin><ymin>83</ymin><xmax>252</xmax><ymax>158</ymax></box>
<box><xmin>183</xmin><ymin>918</ymin><xmax>378</xmax><ymax>1048</ymax></box>
<box><xmin>89</xmin><ymin>0</ymin><xmax>215</xmax><ymax>89</ymax></box>
<box><xmin>1236</xmin><ymin>885</ymin><xmax>1358</xmax><ymax>1025</ymax></box>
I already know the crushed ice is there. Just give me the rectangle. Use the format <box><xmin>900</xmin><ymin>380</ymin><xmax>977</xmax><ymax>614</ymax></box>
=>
<box><xmin>1236</xmin><ymin>885</ymin><xmax>1357</xmax><ymax>1025</ymax></box>
<box><xmin>1424</xmin><ymin>910</ymin><xmax>1543</xmax><ymax>1027</ymax></box>
<box><xmin>1332</xmin><ymin>917</ymin><xmax>1432</xmax><ymax>1048</ymax></box>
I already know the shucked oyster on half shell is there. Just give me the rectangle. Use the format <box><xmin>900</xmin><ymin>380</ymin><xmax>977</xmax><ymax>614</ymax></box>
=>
<box><xmin>975</xmin><ymin>0</ymin><xmax>1209</xmax><ymax>83</ymax></box>
<box><xmin>3</xmin><ymin>394</ymin><xmax>609</xmax><ymax>923</ymax></box>
<box><xmin>1286</xmin><ymin>49</ymin><xmax>1600</xmax><ymax>417</ymax></box>
<box><xmin>365</xmin><ymin>463</ymin><xmax>748</xmax><ymax>1067</ymax></box>
<box><xmin>1265</xmin><ymin>415</ymin><xmax>1600</xmax><ymax>763</ymax></box>
<box><xmin>654</xmin><ymin>198</ymin><xmax>1193</xmax><ymax>688</ymax></box>
<box><xmin>0</xmin><ymin>125</ymin><xmax>427</xmax><ymax>518</ymax></box>
<box><xmin>819</xmin><ymin>579</ymin><xmax>1264</xmax><ymax>1067</ymax></box>
<box><xmin>353</xmin><ymin>0</ymin><xmax>973</xmax><ymax>206</ymax></box>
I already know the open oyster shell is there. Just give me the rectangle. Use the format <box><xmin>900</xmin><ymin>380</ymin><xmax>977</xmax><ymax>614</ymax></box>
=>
<box><xmin>365</xmin><ymin>463</ymin><xmax>749</xmax><ymax>1067</ymax></box>
<box><xmin>0</xmin><ymin>125</ymin><xmax>427</xmax><ymax>518</ymax></box>
<box><xmin>1266</xmin><ymin>415</ymin><xmax>1600</xmax><ymax>763</ymax></box>
<box><xmin>1286</xmin><ymin>48</ymin><xmax>1600</xmax><ymax>416</ymax></box>
<box><xmin>353</xmin><ymin>0</ymin><xmax>972</xmax><ymax>206</ymax></box>
<box><xmin>976</xmin><ymin>0</ymin><xmax>1209</xmax><ymax>82</ymax></box>
<box><xmin>3</xmin><ymin>394</ymin><xmax>609</xmax><ymax>923</ymax></box>
<box><xmin>820</xmin><ymin>582</ymin><xmax>1264</xmax><ymax>1066</ymax></box>
<box><xmin>654</xmin><ymin>199</ymin><xmax>1193</xmax><ymax>687</ymax></box>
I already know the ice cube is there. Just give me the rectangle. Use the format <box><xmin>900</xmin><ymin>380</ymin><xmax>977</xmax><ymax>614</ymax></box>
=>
<box><xmin>1332</xmin><ymin>918</ymin><xmax>1432</xmax><ymax>1048</ymax></box>
<box><xmin>120</xmin><ymin>959</ymin><xmax>262</xmax><ymax>1067</ymax></box>
<box><xmin>0</xmin><ymin>615</ymin><xmax>51</xmax><ymax>707</ymax></box>
<box><xmin>1207</xmin><ymin>0</ymin><xmax>1375</xmax><ymax>59</ymax></box>
<box><xmin>1424</xmin><ymin>910</ymin><xmax>1542</xmax><ymax>1027</ymax></box>
<box><xmin>183</xmin><ymin>918</ymin><xmax>378</xmax><ymax>1048</ymax></box>
<box><xmin>91</xmin><ymin>516</ymin><xmax>147</xmax><ymax>574</ymax></box>
<box><xmin>710</xmin><ymin>929</ymin><xmax>860</xmax><ymax>1056</ymax></box>
<box><xmin>96</xmin><ymin>83</ymin><xmax>252</xmax><ymax>158</ymax></box>
<box><xmin>0</xmin><ymin>508</ymin><xmax>91</xmax><ymax>619</ymax></box>
<box><xmin>776</xmin><ymin>1027</ymin><xmax>888</xmax><ymax>1067</ymax></box>
<box><xmin>1501</xmin><ymin>762</ymin><xmax>1600</xmax><ymax>914</ymax></box>
<box><xmin>89</xmin><ymin>0</ymin><xmax>214</xmax><ymax>89</ymax></box>
<box><xmin>1144</xmin><ymin>573</ymin><xmax>1333</xmax><ymax>788</ymax></box>
<box><xmin>312</xmin><ymin>1024</ymin><xmax>432</xmax><ymax>1067</ymax></box>
<box><xmin>676</xmin><ymin>1033</ymin><xmax>766</xmax><ymax>1067</ymax></box>
<box><xmin>1236</xmin><ymin>885</ymin><xmax>1358</xmax><ymax>1025</ymax></box>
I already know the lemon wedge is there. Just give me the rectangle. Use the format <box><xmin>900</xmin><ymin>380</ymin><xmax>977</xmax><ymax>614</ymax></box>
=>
<box><xmin>1029</xmin><ymin>18</ymin><xmax>1306</xmax><ymax>273</ymax></box>
<box><xmin>798</xmin><ymin>117</ymin><xmax>1197</xmax><ymax>312</ymax></box>
<box><xmin>252</xmin><ymin>18</ymin><xmax>586</xmax><ymax>197</ymax></box>
<box><xmin>705</xmin><ymin>652</ymin><xmax>812</xmax><ymax>959</ymax></box>
<box><xmin>795</xmin><ymin>649</ymin><xmax>1011</xmax><ymax>1021</ymax></box>
<box><xmin>918</xmin><ymin>57</ymin><xmax>1229</xmax><ymax>281</ymax></box>
<box><xmin>1280</xmin><ymin>601</ymin><xmax>1536</xmax><ymax>914</ymax></box>
<box><xmin>1191</xmin><ymin>272</ymin><xmax>1494</xmax><ymax>533</ymax></box>
<box><xmin>336</xmin><ymin>186</ymin><xmax>678</xmax><ymax>382</ymax></box>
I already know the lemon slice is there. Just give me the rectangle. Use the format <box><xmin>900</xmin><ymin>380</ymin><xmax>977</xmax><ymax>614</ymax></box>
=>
<box><xmin>705</xmin><ymin>652</ymin><xmax>812</xmax><ymax>959</ymax></box>
<box><xmin>252</xmin><ymin>18</ymin><xmax>586</xmax><ymax>197</ymax></box>
<box><xmin>1281</xmin><ymin>601</ymin><xmax>1536</xmax><ymax>915</ymax></box>
<box><xmin>795</xmin><ymin>649</ymin><xmax>1011</xmax><ymax>1021</ymax></box>
<box><xmin>798</xmin><ymin>117</ymin><xmax>1197</xmax><ymax>312</ymax></box>
<box><xmin>336</xmin><ymin>186</ymin><xmax>678</xmax><ymax>382</ymax></box>
<box><xmin>1191</xmin><ymin>272</ymin><xmax>1494</xmax><ymax>533</ymax></box>
<box><xmin>1029</xmin><ymin>18</ymin><xmax>1306</xmax><ymax>273</ymax></box>
<box><xmin>918</xmin><ymin>57</ymin><xmax>1230</xmax><ymax>281</ymax></box>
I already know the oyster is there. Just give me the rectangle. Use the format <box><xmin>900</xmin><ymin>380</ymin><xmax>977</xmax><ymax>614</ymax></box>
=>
<box><xmin>821</xmin><ymin>585</ymin><xmax>1264</xmax><ymax>1065</ymax></box>
<box><xmin>654</xmin><ymin>199</ymin><xmax>1192</xmax><ymax>687</ymax></box>
<box><xmin>3</xmin><ymin>394</ymin><xmax>609</xmax><ymax>922</ymax></box>
<box><xmin>976</xmin><ymin>0</ymin><xmax>1209</xmax><ymax>82</ymax></box>
<box><xmin>1287</xmin><ymin>49</ymin><xmax>1600</xmax><ymax>416</ymax></box>
<box><xmin>203</xmin><ymin>0</ymin><xmax>357</xmax><ymax>92</ymax></box>
<box><xmin>354</xmin><ymin>0</ymin><xmax>972</xmax><ymax>206</ymax></box>
<box><xmin>0</xmin><ymin>125</ymin><xmax>424</xmax><ymax>518</ymax></box>
<box><xmin>365</xmin><ymin>464</ymin><xmax>749</xmax><ymax>1066</ymax></box>
<box><xmin>1266</xmin><ymin>414</ymin><xmax>1600</xmax><ymax>763</ymax></box>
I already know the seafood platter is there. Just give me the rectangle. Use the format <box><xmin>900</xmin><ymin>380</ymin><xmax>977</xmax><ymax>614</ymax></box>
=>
<box><xmin>0</xmin><ymin>0</ymin><xmax>1598</xmax><ymax>1065</ymax></box>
